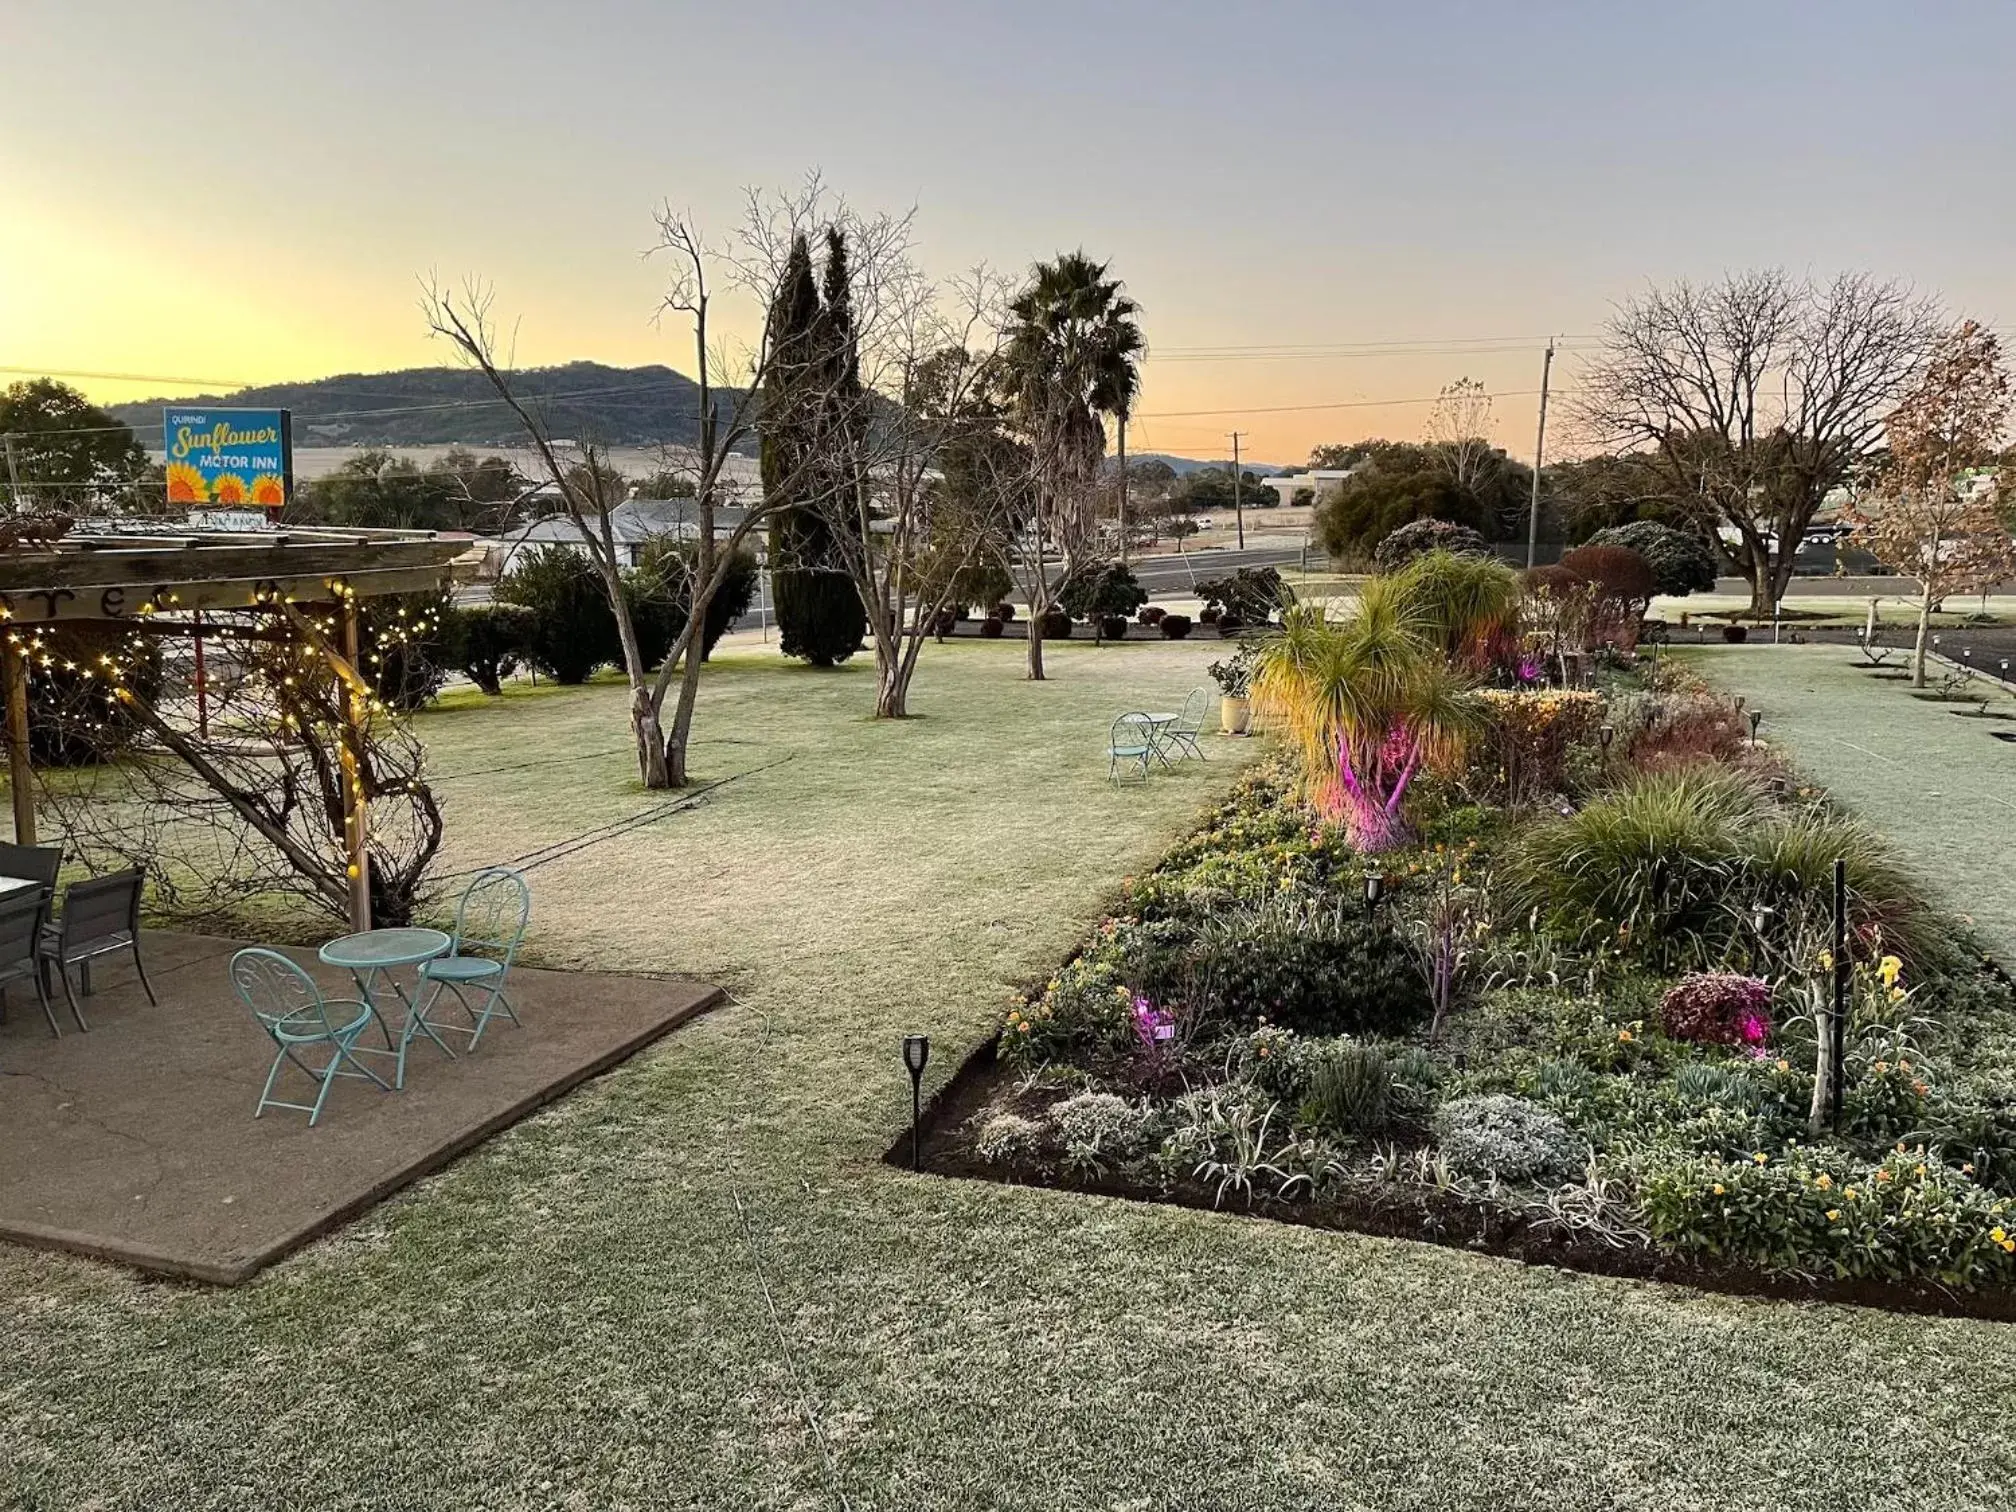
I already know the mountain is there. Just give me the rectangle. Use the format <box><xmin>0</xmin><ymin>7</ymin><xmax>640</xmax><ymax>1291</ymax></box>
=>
<box><xmin>111</xmin><ymin>362</ymin><xmax>753</xmax><ymax>451</ymax></box>
<box><xmin>1130</xmin><ymin>451</ymin><xmax>1290</xmax><ymax>476</ymax></box>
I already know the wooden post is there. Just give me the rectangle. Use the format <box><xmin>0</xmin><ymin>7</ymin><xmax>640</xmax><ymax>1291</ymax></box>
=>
<box><xmin>1</xmin><ymin>635</ymin><xmax>33</xmax><ymax>845</ymax></box>
<box><xmin>338</xmin><ymin>597</ymin><xmax>371</xmax><ymax>932</ymax></box>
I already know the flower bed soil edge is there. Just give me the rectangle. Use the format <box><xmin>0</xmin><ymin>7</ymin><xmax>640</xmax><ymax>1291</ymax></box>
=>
<box><xmin>884</xmin><ymin>1033</ymin><xmax>2016</xmax><ymax>1324</ymax></box>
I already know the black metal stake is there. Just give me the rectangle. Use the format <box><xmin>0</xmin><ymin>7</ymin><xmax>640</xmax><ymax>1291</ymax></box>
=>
<box><xmin>1831</xmin><ymin>858</ymin><xmax>1847</xmax><ymax>1130</ymax></box>
<box><xmin>903</xmin><ymin>1034</ymin><xmax>931</xmax><ymax>1172</ymax></box>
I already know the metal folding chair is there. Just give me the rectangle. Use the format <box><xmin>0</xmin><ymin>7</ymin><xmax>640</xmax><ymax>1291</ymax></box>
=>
<box><xmin>0</xmin><ymin>889</ymin><xmax>59</xmax><ymax>1038</ymax></box>
<box><xmin>1108</xmin><ymin>713</ymin><xmax>1155</xmax><ymax>785</ymax></box>
<box><xmin>1157</xmin><ymin>687</ymin><xmax>1212</xmax><ymax>763</ymax></box>
<box><xmin>417</xmin><ymin>867</ymin><xmax>531</xmax><ymax>1051</ymax></box>
<box><xmin>38</xmin><ymin>869</ymin><xmax>154</xmax><ymax>1033</ymax></box>
<box><xmin>231</xmin><ymin>947</ymin><xmax>393</xmax><ymax>1126</ymax></box>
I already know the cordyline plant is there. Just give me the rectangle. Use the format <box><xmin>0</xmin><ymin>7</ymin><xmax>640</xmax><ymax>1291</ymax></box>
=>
<box><xmin>1253</xmin><ymin>569</ymin><xmax>1485</xmax><ymax>852</ymax></box>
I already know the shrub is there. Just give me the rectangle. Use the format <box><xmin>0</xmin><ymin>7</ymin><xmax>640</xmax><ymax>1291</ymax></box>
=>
<box><xmin>979</xmin><ymin>615</ymin><xmax>1005</xmax><ymax>639</ymax></box>
<box><xmin>443</xmin><ymin>602</ymin><xmax>536</xmax><ymax>696</ymax></box>
<box><xmin>1723</xmin><ymin>623</ymin><xmax>1749</xmax><ymax>644</ymax></box>
<box><xmin>1471</xmin><ymin>688</ymin><xmax>1604</xmax><ymax>802</ymax></box>
<box><xmin>1373</xmin><ymin>518</ymin><xmax>1491</xmax><ymax>572</ymax></box>
<box><xmin>1050</xmin><ymin>1092</ymin><xmax>1159</xmax><ymax>1174</ymax></box>
<box><xmin>973</xmin><ymin>1112</ymin><xmax>1044</xmax><ymax>1164</ymax></box>
<box><xmin>1137</xmin><ymin>605</ymin><xmax>1167</xmax><ymax>626</ymax></box>
<box><xmin>1587</xmin><ymin>521</ymin><xmax>1718</xmax><ymax>598</ymax></box>
<box><xmin>1300</xmin><ymin>1041</ymin><xmax>1393</xmax><ymax>1137</ymax></box>
<box><xmin>993</xmin><ymin>600</ymin><xmax>1017</xmax><ymax>623</ymax></box>
<box><xmin>1433</xmin><ymin>1094</ymin><xmax>1586</xmax><ymax>1186</ymax></box>
<box><xmin>1059</xmin><ymin>563</ymin><xmax>1149</xmax><ymax>622</ymax></box>
<box><xmin>630</xmin><ymin>541</ymin><xmax>759</xmax><ymax>667</ymax></box>
<box><xmin>1559</xmin><ymin>544</ymin><xmax>1657</xmax><ymax>648</ymax></box>
<box><xmin>1626</xmin><ymin>693</ymin><xmax>1746</xmax><ymax>771</ymax></box>
<box><xmin>1638</xmin><ymin>1144</ymin><xmax>2016</xmax><ymax>1286</ymax></box>
<box><xmin>497</xmin><ymin>545</ymin><xmax>619</xmax><ymax>684</ymax></box>
<box><xmin>1160</xmin><ymin>614</ymin><xmax>1193</xmax><ymax>640</ymax></box>
<box><xmin>1187</xmin><ymin>899</ymin><xmax>1431</xmax><ymax>1038</ymax></box>
<box><xmin>1660</xmin><ymin>973</ymin><xmax>1773</xmax><ymax>1047</ymax></box>
<box><xmin>948</xmin><ymin>560</ymin><xmax>1012</xmax><ymax>618</ymax></box>
<box><xmin>1098</xmin><ymin>615</ymin><xmax>1128</xmax><ymax>642</ymax></box>
<box><xmin>1196</xmin><ymin>566</ymin><xmax>1293</xmax><ymax>625</ymax></box>
<box><xmin>1039</xmin><ymin>608</ymin><xmax>1073</xmax><ymax>640</ymax></box>
<box><xmin>1199</xmin><ymin>605</ymin><xmax>1221</xmax><ymax>626</ymax></box>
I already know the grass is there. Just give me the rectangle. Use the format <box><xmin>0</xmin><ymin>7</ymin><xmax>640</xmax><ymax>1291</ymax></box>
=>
<box><xmin>5</xmin><ymin>637</ymin><xmax>2016</xmax><ymax>1510</ymax></box>
<box><xmin>1678</xmin><ymin>644</ymin><xmax>2016</xmax><ymax>967</ymax></box>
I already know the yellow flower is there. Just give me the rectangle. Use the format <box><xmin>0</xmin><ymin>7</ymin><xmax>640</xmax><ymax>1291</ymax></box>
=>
<box><xmin>2003</xmin><ymin>1238</ymin><xmax>2015</xmax><ymax>1254</ymax></box>
<box><xmin>1993</xmin><ymin>1227</ymin><xmax>2008</xmax><ymax>1244</ymax></box>
<box><xmin>1844</xmin><ymin>1187</ymin><xmax>1859</xmax><ymax>1200</ymax></box>
<box><xmin>1776</xmin><ymin>1059</ymin><xmax>1790</xmax><ymax>1072</ymax></box>
<box><xmin>1878</xmin><ymin>954</ymin><xmax>1902</xmax><ymax>987</ymax></box>
<box><xmin>1827</xmin><ymin>1209</ymin><xmax>1841</xmax><ymax>1222</ymax></box>
<box><xmin>1817</xmin><ymin>949</ymin><xmax>1834</xmax><ymax>972</ymax></box>
<box><xmin>1752</xmin><ymin>1152</ymin><xmax>1768</xmax><ymax>1165</ymax></box>
<box><xmin>1617</xmin><ymin>1029</ymin><xmax>1634</xmax><ymax>1044</ymax></box>
<box><xmin>1888</xmin><ymin>986</ymin><xmax>1906</xmax><ymax>1003</ymax></box>
<box><xmin>1814</xmin><ymin>1173</ymin><xmax>1833</xmax><ymax>1190</ymax></box>
<box><xmin>1712</xmin><ymin>1183</ymin><xmax>1726</xmax><ymax>1195</ymax></box>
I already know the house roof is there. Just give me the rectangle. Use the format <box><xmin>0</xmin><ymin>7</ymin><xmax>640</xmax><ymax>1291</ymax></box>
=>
<box><xmin>504</xmin><ymin>498</ymin><xmax>752</xmax><ymax>546</ymax></box>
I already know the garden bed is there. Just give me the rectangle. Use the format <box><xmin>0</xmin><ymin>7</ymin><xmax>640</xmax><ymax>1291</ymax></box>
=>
<box><xmin>902</xmin><ymin>609</ymin><xmax>2016</xmax><ymax>1319</ymax></box>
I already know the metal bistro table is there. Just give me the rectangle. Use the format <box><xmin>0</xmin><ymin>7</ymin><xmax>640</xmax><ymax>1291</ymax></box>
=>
<box><xmin>1129</xmin><ymin>712</ymin><xmax>1181</xmax><ymax>771</ymax></box>
<box><xmin>318</xmin><ymin>927</ymin><xmax>453</xmax><ymax>1090</ymax></box>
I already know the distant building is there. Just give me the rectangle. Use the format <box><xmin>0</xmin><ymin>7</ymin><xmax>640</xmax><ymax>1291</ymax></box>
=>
<box><xmin>1259</xmin><ymin>469</ymin><xmax>1354</xmax><ymax>507</ymax></box>
<box><xmin>497</xmin><ymin>498</ymin><xmax>755</xmax><ymax>573</ymax></box>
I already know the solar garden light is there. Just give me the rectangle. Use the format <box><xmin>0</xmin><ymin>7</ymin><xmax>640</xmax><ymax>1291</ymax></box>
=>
<box><xmin>2001</xmin><ymin>659</ymin><xmax>2010</xmax><ymax>680</ymax></box>
<box><xmin>1363</xmin><ymin>869</ymin><xmax>1385</xmax><ymax>924</ymax></box>
<box><xmin>1748</xmin><ymin>710</ymin><xmax>1763</xmax><ymax>745</ymax></box>
<box><xmin>902</xmin><ymin>1034</ymin><xmax>931</xmax><ymax>1172</ymax></box>
<box><xmin>1598</xmin><ymin>723</ymin><xmax>1614</xmax><ymax>753</ymax></box>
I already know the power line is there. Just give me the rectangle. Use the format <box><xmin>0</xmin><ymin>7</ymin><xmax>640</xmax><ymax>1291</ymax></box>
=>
<box><xmin>1135</xmin><ymin>388</ymin><xmax>1555</xmax><ymax>419</ymax></box>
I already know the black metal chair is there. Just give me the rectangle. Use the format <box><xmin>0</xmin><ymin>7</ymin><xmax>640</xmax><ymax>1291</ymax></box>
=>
<box><xmin>38</xmin><ymin>869</ymin><xmax>154</xmax><ymax>1032</ymax></box>
<box><xmin>0</xmin><ymin>887</ymin><xmax>59</xmax><ymax>1037</ymax></box>
<box><xmin>0</xmin><ymin>843</ymin><xmax>62</xmax><ymax>897</ymax></box>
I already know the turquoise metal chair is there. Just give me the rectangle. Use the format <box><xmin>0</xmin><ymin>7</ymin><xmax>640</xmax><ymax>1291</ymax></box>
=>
<box><xmin>417</xmin><ymin>867</ymin><xmax>531</xmax><ymax>1051</ymax></box>
<box><xmin>231</xmin><ymin>947</ymin><xmax>392</xmax><ymax>1126</ymax></box>
<box><xmin>1158</xmin><ymin>687</ymin><xmax>1212</xmax><ymax>764</ymax></box>
<box><xmin>1108</xmin><ymin>713</ymin><xmax>1154</xmax><ymax>785</ymax></box>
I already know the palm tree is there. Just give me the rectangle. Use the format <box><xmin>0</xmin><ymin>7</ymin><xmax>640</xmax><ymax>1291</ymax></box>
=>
<box><xmin>998</xmin><ymin>252</ymin><xmax>1145</xmax><ymax>678</ymax></box>
<box><xmin>1253</xmin><ymin>572</ymin><xmax>1484</xmax><ymax>853</ymax></box>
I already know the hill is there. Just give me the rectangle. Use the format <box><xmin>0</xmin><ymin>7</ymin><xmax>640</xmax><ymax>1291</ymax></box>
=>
<box><xmin>1131</xmin><ymin>451</ymin><xmax>1290</xmax><ymax>476</ymax></box>
<box><xmin>111</xmin><ymin>362</ymin><xmax>752</xmax><ymax>450</ymax></box>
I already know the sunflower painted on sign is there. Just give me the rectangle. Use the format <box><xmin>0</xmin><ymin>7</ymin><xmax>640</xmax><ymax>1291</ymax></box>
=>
<box><xmin>210</xmin><ymin>473</ymin><xmax>250</xmax><ymax>505</ymax></box>
<box><xmin>249</xmin><ymin>473</ymin><xmax>285</xmax><ymax>507</ymax></box>
<box><xmin>165</xmin><ymin>462</ymin><xmax>209</xmax><ymax>504</ymax></box>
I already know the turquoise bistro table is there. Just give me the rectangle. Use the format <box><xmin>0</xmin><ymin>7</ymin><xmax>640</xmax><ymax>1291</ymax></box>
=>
<box><xmin>318</xmin><ymin>927</ymin><xmax>452</xmax><ymax>1089</ymax></box>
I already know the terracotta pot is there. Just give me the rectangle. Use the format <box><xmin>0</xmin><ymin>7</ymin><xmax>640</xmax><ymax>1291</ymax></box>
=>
<box><xmin>1220</xmin><ymin>695</ymin><xmax>1251</xmax><ymax>734</ymax></box>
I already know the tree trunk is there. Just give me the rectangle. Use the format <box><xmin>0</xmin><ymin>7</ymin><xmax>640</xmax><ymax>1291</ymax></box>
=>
<box><xmin>663</xmin><ymin>648</ymin><xmax>704</xmax><ymax>787</ymax></box>
<box><xmin>633</xmin><ymin>683</ymin><xmax>670</xmax><ymax>787</ymax></box>
<box><xmin>1025</xmin><ymin>615</ymin><xmax>1046</xmax><ymax>680</ymax></box>
<box><xmin>875</xmin><ymin>663</ymin><xmax>909</xmax><ymax>719</ymax></box>
<box><xmin>1912</xmin><ymin>592</ymin><xmax>1933</xmax><ymax>688</ymax></box>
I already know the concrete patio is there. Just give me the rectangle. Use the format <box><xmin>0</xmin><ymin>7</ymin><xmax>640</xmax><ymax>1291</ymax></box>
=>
<box><xmin>0</xmin><ymin>930</ymin><xmax>722</xmax><ymax>1284</ymax></box>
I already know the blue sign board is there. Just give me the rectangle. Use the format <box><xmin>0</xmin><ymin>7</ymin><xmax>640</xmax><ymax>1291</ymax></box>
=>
<box><xmin>162</xmin><ymin>407</ymin><xmax>292</xmax><ymax>510</ymax></box>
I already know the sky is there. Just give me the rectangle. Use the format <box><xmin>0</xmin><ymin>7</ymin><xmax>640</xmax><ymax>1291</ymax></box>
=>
<box><xmin>4</xmin><ymin>0</ymin><xmax>2015</xmax><ymax>465</ymax></box>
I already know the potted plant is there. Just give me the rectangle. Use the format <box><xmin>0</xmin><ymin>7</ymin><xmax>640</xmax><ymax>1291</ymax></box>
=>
<box><xmin>1160</xmin><ymin>613</ymin><xmax>1193</xmax><ymax>641</ymax></box>
<box><xmin>1099</xmin><ymin>614</ymin><xmax>1129</xmax><ymax>641</ymax></box>
<box><xmin>979</xmin><ymin>615</ymin><xmax>1004</xmax><ymax>639</ymax></box>
<box><xmin>1209</xmin><ymin>644</ymin><xmax>1259</xmax><ymax>734</ymax></box>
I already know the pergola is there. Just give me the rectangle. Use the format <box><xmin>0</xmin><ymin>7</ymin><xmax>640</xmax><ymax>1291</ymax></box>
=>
<box><xmin>0</xmin><ymin>522</ymin><xmax>468</xmax><ymax>931</ymax></box>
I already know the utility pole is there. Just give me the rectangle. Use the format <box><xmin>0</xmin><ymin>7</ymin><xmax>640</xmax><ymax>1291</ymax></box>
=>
<box><xmin>3</xmin><ymin>435</ymin><xmax>23</xmax><ymax>512</ymax></box>
<box><xmin>1525</xmin><ymin>339</ymin><xmax>1555</xmax><ymax>569</ymax></box>
<box><xmin>1116</xmin><ymin>413</ymin><xmax>1129</xmax><ymax>567</ymax></box>
<box><xmin>1229</xmin><ymin>431</ymin><xmax>1246</xmax><ymax>551</ymax></box>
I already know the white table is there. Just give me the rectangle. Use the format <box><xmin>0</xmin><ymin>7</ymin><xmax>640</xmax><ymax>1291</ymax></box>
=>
<box><xmin>0</xmin><ymin>875</ymin><xmax>38</xmax><ymax>899</ymax></box>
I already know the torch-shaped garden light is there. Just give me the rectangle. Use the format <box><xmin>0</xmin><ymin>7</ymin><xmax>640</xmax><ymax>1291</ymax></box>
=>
<box><xmin>1363</xmin><ymin>869</ymin><xmax>1385</xmax><ymax>925</ymax></box>
<box><xmin>1598</xmin><ymin>723</ymin><xmax>1614</xmax><ymax>755</ymax></box>
<box><xmin>902</xmin><ymin>1034</ymin><xmax>931</xmax><ymax>1172</ymax></box>
<box><xmin>1748</xmin><ymin>710</ymin><xmax>1763</xmax><ymax>746</ymax></box>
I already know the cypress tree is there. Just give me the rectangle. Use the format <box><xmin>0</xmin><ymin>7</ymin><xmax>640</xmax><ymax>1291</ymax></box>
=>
<box><xmin>767</xmin><ymin>228</ymin><xmax>867</xmax><ymax>666</ymax></box>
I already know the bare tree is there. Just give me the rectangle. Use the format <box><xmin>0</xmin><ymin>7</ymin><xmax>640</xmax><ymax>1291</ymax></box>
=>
<box><xmin>424</xmin><ymin>183</ymin><xmax>847</xmax><ymax>788</ymax></box>
<box><xmin>1575</xmin><ymin>270</ymin><xmax>1945</xmax><ymax>617</ymax></box>
<box><xmin>1423</xmin><ymin>376</ymin><xmax>1495</xmax><ymax>490</ymax></box>
<box><xmin>1848</xmin><ymin>320</ymin><xmax>2014</xmax><ymax>685</ymax></box>
<box><xmin>811</xmin><ymin>257</ymin><xmax>1026</xmax><ymax>717</ymax></box>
